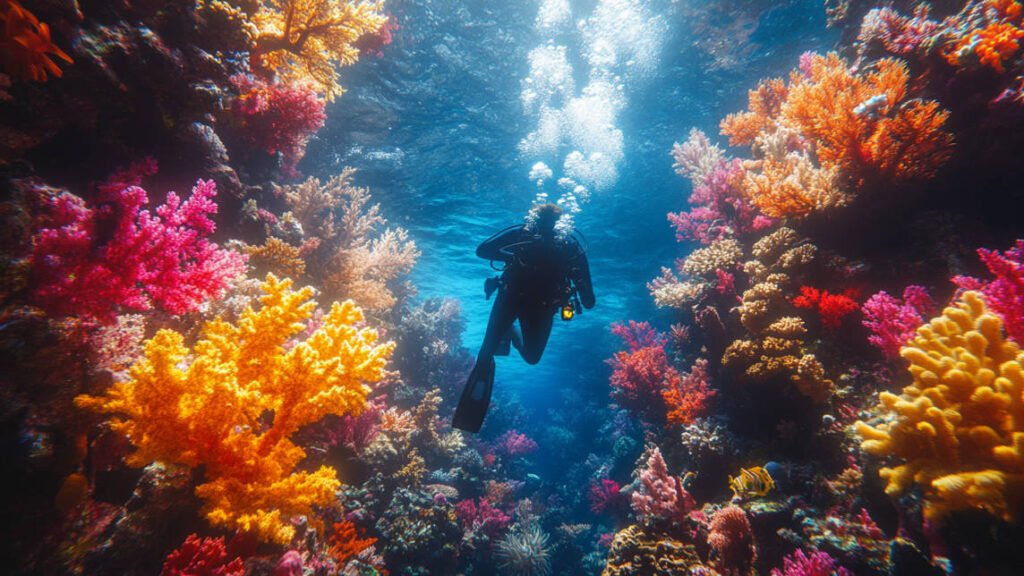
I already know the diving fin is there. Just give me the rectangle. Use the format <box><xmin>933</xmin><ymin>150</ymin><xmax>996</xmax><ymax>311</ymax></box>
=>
<box><xmin>452</xmin><ymin>357</ymin><xmax>495</xmax><ymax>433</ymax></box>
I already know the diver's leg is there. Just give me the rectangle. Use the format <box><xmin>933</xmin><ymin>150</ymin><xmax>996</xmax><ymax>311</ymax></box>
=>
<box><xmin>453</xmin><ymin>291</ymin><xmax>517</xmax><ymax>432</ymax></box>
<box><xmin>516</xmin><ymin>305</ymin><xmax>555</xmax><ymax>365</ymax></box>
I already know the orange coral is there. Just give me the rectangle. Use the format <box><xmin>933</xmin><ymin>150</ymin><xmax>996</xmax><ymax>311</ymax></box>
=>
<box><xmin>782</xmin><ymin>52</ymin><xmax>953</xmax><ymax>184</ymax></box>
<box><xmin>720</xmin><ymin>77</ymin><xmax>788</xmax><ymax>147</ymax></box>
<box><xmin>0</xmin><ymin>0</ymin><xmax>72</xmax><ymax>82</ymax></box>
<box><xmin>329</xmin><ymin>520</ymin><xmax>377</xmax><ymax>565</ymax></box>
<box><xmin>662</xmin><ymin>358</ymin><xmax>715</xmax><ymax>426</ymax></box>
<box><xmin>75</xmin><ymin>275</ymin><xmax>395</xmax><ymax>543</ymax></box>
<box><xmin>949</xmin><ymin>21</ymin><xmax>1024</xmax><ymax>72</ymax></box>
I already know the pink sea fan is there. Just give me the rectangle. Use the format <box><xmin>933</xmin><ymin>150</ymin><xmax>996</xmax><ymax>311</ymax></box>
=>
<box><xmin>631</xmin><ymin>446</ymin><xmax>695</xmax><ymax>526</ymax></box>
<box><xmin>771</xmin><ymin>549</ymin><xmax>853</xmax><ymax>576</ymax></box>
<box><xmin>30</xmin><ymin>179</ymin><xmax>246</xmax><ymax>324</ymax></box>
<box><xmin>954</xmin><ymin>240</ymin><xmax>1024</xmax><ymax>344</ymax></box>
<box><xmin>861</xmin><ymin>285</ymin><xmax>934</xmax><ymax>358</ymax></box>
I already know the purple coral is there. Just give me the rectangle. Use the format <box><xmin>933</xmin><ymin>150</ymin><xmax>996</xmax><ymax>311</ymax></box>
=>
<box><xmin>861</xmin><ymin>285</ymin><xmax>934</xmax><ymax>358</ymax></box>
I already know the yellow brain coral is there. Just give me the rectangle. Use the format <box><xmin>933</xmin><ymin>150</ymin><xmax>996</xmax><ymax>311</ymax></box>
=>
<box><xmin>856</xmin><ymin>291</ymin><xmax>1024</xmax><ymax>522</ymax></box>
<box><xmin>76</xmin><ymin>274</ymin><xmax>395</xmax><ymax>543</ymax></box>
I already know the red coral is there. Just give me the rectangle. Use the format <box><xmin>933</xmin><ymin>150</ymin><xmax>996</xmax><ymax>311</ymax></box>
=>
<box><xmin>454</xmin><ymin>498</ymin><xmax>510</xmax><ymax>537</ymax></box>
<box><xmin>662</xmin><ymin>358</ymin><xmax>715</xmax><ymax>427</ymax></box>
<box><xmin>793</xmin><ymin>286</ymin><xmax>859</xmax><ymax>330</ymax></box>
<box><xmin>29</xmin><ymin>178</ymin><xmax>246</xmax><ymax>324</ymax></box>
<box><xmin>355</xmin><ymin>14</ymin><xmax>398</xmax><ymax>58</ymax></box>
<box><xmin>231</xmin><ymin>75</ymin><xmax>327</xmax><ymax>178</ymax></box>
<box><xmin>953</xmin><ymin>239</ymin><xmax>1024</xmax><ymax>343</ymax></box>
<box><xmin>631</xmin><ymin>446</ymin><xmax>696</xmax><ymax>526</ymax></box>
<box><xmin>588</xmin><ymin>478</ymin><xmax>627</xmax><ymax>514</ymax></box>
<box><xmin>861</xmin><ymin>285</ymin><xmax>934</xmax><ymax>357</ymax></box>
<box><xmin>161</xmin><ymin>534</ymin><xmax>244</xmax><ymax>576</ymax></box>
<box><xmin>329</xmin><ymin>521</ymin><xmax>378</xmax><ymax>565</ymax></box>
<box><xmin>707</xmin><ymin>505</ymin><xmax>757</xmax><ymax>574</ymax></box>
<box><xmin>610</xmin><ymin>320</ymin><xmax>667</xmax><ymax>351</ymax></box>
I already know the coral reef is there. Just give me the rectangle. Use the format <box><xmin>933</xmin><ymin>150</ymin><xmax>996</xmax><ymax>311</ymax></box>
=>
<box><xmin>856</xmin><ymin>291</ymin><xmax>1024</xmax><ymax>521</ymax></box>
<box><xmin>76</xmin><ymin>275</ymin><xmax>394</xmax><ymax>542</ymax></box>
<box><xmin>601</xmin><ymin>525</ymin><xmax>705</xmax><ymax>575</ymax></box>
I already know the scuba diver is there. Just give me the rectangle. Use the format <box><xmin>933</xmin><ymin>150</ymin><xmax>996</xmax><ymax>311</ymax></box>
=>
<box><xmin>452</xmin><ymin>203</ymin><xmax>595</xmax><ymax>432</ymax></box>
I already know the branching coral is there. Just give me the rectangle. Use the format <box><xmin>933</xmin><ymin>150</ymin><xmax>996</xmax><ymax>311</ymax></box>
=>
<box><xmin>230</xmin><ymin>75</ymin><xmax>327</xmax><ymax>176</ymax></box>
<box><xmin>721</xmin><ymin>77</ymin><xmax>789</xmax><ymax>147</ymax></box>
<box><xmin>782</xmin><ymin>52</ymin><xmax>954</xmax><ymax>184</ymax></box>
<box><xmin>245</xmin><ymin>236</ymin><xmax>306</xmax><ymax>279</ymax></box>
<box><xmin>662</xmin><ymin>358</ymin><xmax>715</xmax><ymax>426</ymax></box>
<box><xmin>771</xmin><ymin>549</ymin><xmax>852</xmax><ymax>576</ymax></box>
<box><xmin>0</xmin><ymin>0</ymin><xmax>73</xmax><ymax>82</ymax></box>
<box><xmin>30</xmin><ymin>179</ymin><xmax>246</xmax><ymax>324</ymax></box>
<box><xmin>631</xmin><ymin>446</ymin><xmax>696</xmax><ymax>526</ymax></box>
<box><xmin>282</xmin><ymin>171</ymin><xmax>420</xmax><ymax>311</ymax></box>
<box><xmin>680</xmin><ymin>238</ymin><xmax>744</xmax><ymax>277</ymax></box>
<box><xmin>161</xmin><ymin>534</ymin><xmax>245</xmax><ymax>576</ymax></box>
<box><xmin>250</xmin><ymin>0</ymin><xmax>387</xmax><ymax>101</ymax></box>
<box><xmin>76</xmin><ymin>275</ymin><xmax>395</xmax><ymax>543</ymax></box>
<box><xmin>862</xmin><ymin>285</ymin><xmax>935</xmax><ymax>358</ymax></box>
<box><xmin>954</xmin><ymin>240</ymin><xmax>1024</xmax><ymax>344</ymax></box>
<box><xmin>855</xmin><ymin>291</ymin><xmax>1024</xmax><ymax>521</ymax></box>
<box><xmin>329</xmin><ymin>520</ymin><xmax>378</xmax><ymax>565</ymax></box>
<box><xmin>792</xmin><ymin>286</ymin><xmax>859</xmax><ymax>330</ymax></box>
<box><xmin>671</xmin><ymin>127</ymin><xmax>726</xmax><ymax>185</ymax></box>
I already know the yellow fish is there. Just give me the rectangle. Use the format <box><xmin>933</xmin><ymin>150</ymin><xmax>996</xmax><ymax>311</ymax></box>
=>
<box><xmin>729</xmin><ymin>466</ymin><xmax>774</xmax><ymax>500</ymax></box>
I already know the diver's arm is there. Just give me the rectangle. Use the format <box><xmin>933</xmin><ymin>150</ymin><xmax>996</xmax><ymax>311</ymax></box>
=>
<box><xmin>573</xmin><ymin>251</ymin><xmax>596</xmax><ymax>309</ymax></box>
<box><xmin>476</xmin><ymin>226</ymin><xmax>525</xmax><ymax>262</ymax></box>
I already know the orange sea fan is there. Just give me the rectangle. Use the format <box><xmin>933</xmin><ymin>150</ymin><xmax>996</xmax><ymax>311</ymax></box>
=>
<box><xmin>720</xmin><ymin>77</ymin><xmax>788</xmax><ymax>147</ymax></box>
<box><xmin>782</xmin><ymin>52</ymin><xmax>953</xmax><ymax>185</ymax></box>
<box><xmin>0</xmin><ymin>0</ymin><xmax>72</xmax><ymax>82</ymax></box>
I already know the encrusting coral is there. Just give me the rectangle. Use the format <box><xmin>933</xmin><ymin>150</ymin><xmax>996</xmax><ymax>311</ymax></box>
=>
<box><xmin>76</xmin><ymin>274</ymin><xmax>395</xmax><ymax>543</ymax></box>
<box><xmin>856</xmin><ymin>291</ymin><xmax>1024</xmax><ymax>522</ymax></box>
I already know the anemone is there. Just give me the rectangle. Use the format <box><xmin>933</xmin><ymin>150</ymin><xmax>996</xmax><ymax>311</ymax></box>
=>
<box><xmin>494</xmin><ymin>524</ymin><xmax>552</xmax><ymax>576</ymax></box>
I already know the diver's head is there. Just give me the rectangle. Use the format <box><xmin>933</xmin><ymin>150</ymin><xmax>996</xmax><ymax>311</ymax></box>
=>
<box><xmin>532</xmin><ymin>203</ymin><xmax>562</xmax><ymax>238</ymax></box>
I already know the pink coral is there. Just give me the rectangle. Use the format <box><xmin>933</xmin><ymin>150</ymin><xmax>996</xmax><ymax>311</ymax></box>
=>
<box><xmin>707</xmin><ymin>505</ymin><xmax>757</xmax><ymax>574</ymax></box>
<box><xmin>271</xmin><ymin>551</ymin><xmax>303</xmax><ymax>576</ymax></box>
<box><xmin>858</xmin><ymin>7</ymin><xmax>941</xmax><ymax>56</ymax></box>
<box><xmin>861</xmin><ymin>285</ymin><xmax>934</xmax><ymax>358</ymax></box>
<box><xmin>494</xmin><ymin>429</ymin><xmax>538</xmax><ymax>456</ymax></box>
<box><xmin>231</xmin><ymin>75</ymin><xmax>327</xmax><ymax>177</ymax></box>
<box><xmin>610</xmin><ymin>320</ymin><xmax>667</xmax><ymax>351</ymax></box>
<box><xmin>589</xmin><ymin>478</ymin><xmax>626</xmax><ymax>514</ymax></box>
<box><xmin>631</xmin><ymin>446</ymin><xmax>696</xmax><ymax>526</ymax></box>
<box><xmin>30</xmin><ymin>179</ymin><xmax>246</xmax><ymax>324</ymax></box>
<box><xmin>454</xmin><ymin>498</ymin><xmax>511</xmax><ymax>538</ymax></box>
<box><xmin>161</xmin><ymin>534</ymin><xmax>244</xmax><ymax>576</ymax></box>
<box><xmin>953</xmin><ymin>239</ymin><xmax>1024</xmax><ymax>343</ymax></box>
<box><xmin>668</xmin><ymin>158</ymin><xmax>766</xmax><ymax>245</ymax></box>
<box><xmin>771</xmin><ymin>549</ymin><xmax>852</xmax><ymax>576</ymax></box>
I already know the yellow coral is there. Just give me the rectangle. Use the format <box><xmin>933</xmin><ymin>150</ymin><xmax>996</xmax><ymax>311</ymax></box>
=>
<box><xmin>76</xmin><ymin>274</ymin><xmax>395</xmax><ymax>543</ymax></box>
<box><xmin>245</xmin><ymin>236</ymin><xmax>306</xmax><ymax>279</ymax></box>
<box><xmin>251</xmin><ymin>0</ymin><xmax>386</xmax><ymax>101</ymax></box>
<box><xmin>855</xmin><ymin>291</ymin><xmax>1024</xmax><ymax>521</ymax></box>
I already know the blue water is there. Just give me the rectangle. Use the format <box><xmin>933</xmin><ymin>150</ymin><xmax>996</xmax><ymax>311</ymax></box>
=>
<box><xmin>305</xmin><ymin>0</ymin><xmax>838</xmax><ymax>420</ymax></box>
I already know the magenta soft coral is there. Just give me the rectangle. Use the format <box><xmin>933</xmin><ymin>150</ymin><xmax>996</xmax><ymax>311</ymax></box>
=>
<box><xmin>589</xmin><ymin>478</ymin><xmax>626</xmax><ymax>514</ymax></box>
<box><xmin>771</xmin><ymin>549</ymin><xmax>852</xmax><ymax>576</ymax></box>
<box><xmin>494</xmin><ymin>429</ymin><xmax>538</xmax><ymax>456</ymax></box>
<box><xmin>454</xmin><ymin>498</ymin><xmax>510</xmax><ymax>538</ymax></box>
<box><xmin>954</xmin><ymin>239</ymin><xmax>1024</xmax><ymax>343</ymax></box>
<box><xmin>161</xmin><ymin>534</ymin><xmax>244</xmax><ymax>576</ymax></box>
<box><xmin>667</xmin><ymin>159</ymin><xmax>770</xmax><ymax>245</ymax></box>
<box><xmin>861</xmin><ymin>285</ymin><xmax>934</xmax><ymax>358</ymax></box>
<box><xmin>30</xmin><ymin>179</ymin><xmax>246</xmax><ymax>324</ymax></box>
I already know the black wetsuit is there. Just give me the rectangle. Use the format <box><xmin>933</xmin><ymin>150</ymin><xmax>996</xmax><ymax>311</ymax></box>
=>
<box><xmin>476</xmin><ymin>226</ymin><xmax>595</xmax><ymax>364</ymax></box>
<box><xmin>452</xmin><ymin>225</ymin><xmax>595</xmax><ymax>432</ymax></box>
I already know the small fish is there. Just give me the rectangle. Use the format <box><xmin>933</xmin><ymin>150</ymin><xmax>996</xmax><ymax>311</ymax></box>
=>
<box><xmin>728</xmin><ymin>466</ymin><xmax>774</xmax><ymax>500</ymax></box>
